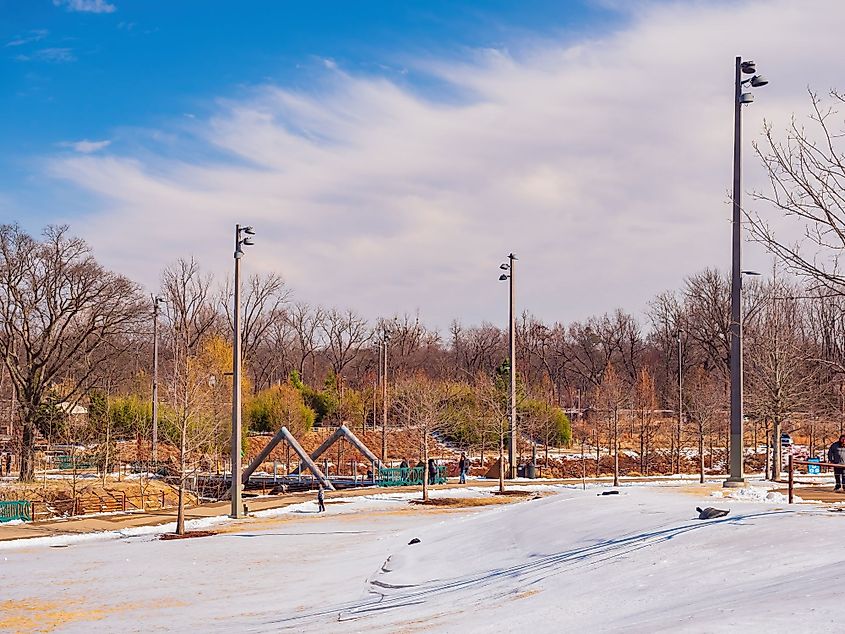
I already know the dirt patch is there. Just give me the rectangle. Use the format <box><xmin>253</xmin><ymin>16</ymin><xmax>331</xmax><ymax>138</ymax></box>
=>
<box><xmin>492</xmin><ymin>490</ymin><xmax>535</xmax><ymax>497</ymax></box>
<box><xmin>159</xmin><ymin>530</ymin><xmax>216</xmax><ymax>541</ymax></box>
<box><xmin>410</xmin><ymin>496</ymin><xmax>526</xmax><ymax>508</ymax></box>
<box><xmin>0</xmin><ymin>599</ymin><xmax>141</xmax><ymax>633</ymax></box>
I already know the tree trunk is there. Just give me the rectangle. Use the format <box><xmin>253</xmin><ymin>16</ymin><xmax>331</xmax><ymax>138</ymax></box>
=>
<box><xmin>771</xmin><ymin>419</ymin><xmax>782</xmax><ymax>482</ymax></box>
<box><xmin>698</xmin><ymin>424</ymin><xmax>705</xmax><ymax>484</ymax></box>
<box><xmin>422</xmin><ymin>429</ymin><xmax>429</xmax><ymax>501</ymax></box>
<box><xmin>498</xmin><ymin>433</ymin><xmax>505</xmax><ymax>493</ymax></box>
<box><xmin>19</xmin><ymin>416</ymin><xmax>35</xmax><ymax>481</ymax></box>
<box><xmin>764</xmin><ymin>421</ymin><xmax>770</xmax><ymax>480</ymax></box>
<box><xmin>612</xmin><ymin>412</ymin><xmax>619</xmax><ymax>487</ymax></box>
<box><xmin>176</xmin><ymin>418</ymin><xmax>187</xmax><ymax>535</ymax></box>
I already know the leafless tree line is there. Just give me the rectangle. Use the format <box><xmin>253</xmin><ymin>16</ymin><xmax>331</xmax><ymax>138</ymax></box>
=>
<box><xmin>2</xmin><ymin>90</ymin><xmax>845</xmax><ymax>486</ymax></box>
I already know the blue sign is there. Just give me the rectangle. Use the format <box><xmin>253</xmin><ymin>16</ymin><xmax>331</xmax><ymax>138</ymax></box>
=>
<box><xmin>807</xmin><ymin>457</ymin><xmax>821</xmax><ymax>475</ymax></box>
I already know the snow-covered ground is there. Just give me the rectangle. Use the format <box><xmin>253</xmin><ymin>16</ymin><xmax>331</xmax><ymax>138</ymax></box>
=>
<box><xmin>0</xmin><ymin>482</ymin><xmax>841</xmax><ymax>632</ymax></box>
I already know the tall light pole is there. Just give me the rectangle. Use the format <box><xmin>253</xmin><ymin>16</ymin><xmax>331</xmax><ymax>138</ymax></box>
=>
<box><xmin>381</xmin><ymin>330</ymin><xmax>390</xmax><ymax>465</ymax></box>
<box><xmin>231</xmin><ymin>224</ymin><xmax>255</xmax><ymax>518</ymax></box>
<box><xmin>151</xmin><ymin>295</ymin><xmax>164</xmax><ymax>464</ymax></box>
<box><xmin>676</xmin><ymin>330</ymin><xmax>683</xmax><ymax>475</ymax></box>
<box><xmin>725</xmin><ymin>57</ymin><xmax>768</xmax><ymax>487</ymax></box>
<box><xmin>499</xmin><ymin>253</ymin><xmax>517</xmax><ymax>479</ymax></box>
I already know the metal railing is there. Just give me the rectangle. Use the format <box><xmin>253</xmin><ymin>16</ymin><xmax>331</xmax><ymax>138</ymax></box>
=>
<box><xmin>0</xmin><ymin>500</ymin><xmax>32</xmax><ymax>523</ymax></box>
<box><xmin>787</xmin><ymin>455</ymin><xmax>844</xmax><ymax>504</ymax></box>
<box><xmin>378</xmin><ymin>466</ymin><xmax>447</xmax><ymax>487</ymax></box>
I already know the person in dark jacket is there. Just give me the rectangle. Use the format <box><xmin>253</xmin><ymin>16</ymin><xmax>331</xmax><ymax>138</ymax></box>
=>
<box><xmin>427</xmin><ymin>458</ymin><xmax>437</xmax><ymax>485</ymax></box>
<box><xmin>458</xmin><ymin>452</ymin><xmax>468</xmax><ymax>484</ymax></box>
<box><xmin>317</xmin><ymin>484</ymin><xmax>326</xmax><ymax>512</ymax></box>
<box><xmin>828</xmin><ymin>435</ymin><xmax>845</xmax><ymax>492</ymax></box>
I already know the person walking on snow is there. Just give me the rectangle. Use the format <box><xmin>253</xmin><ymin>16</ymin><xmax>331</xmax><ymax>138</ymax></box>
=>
<box><xmin>317</xmin><ymin>484</ymin><xmax>326</xmax><ymax>512</ymax></box>
<box><xmin>458</xmin><ymin>452</ymin><xmax>468</xmax><ymax>484</ymax></box>
<box><xmin>427</xmin><ymin>458</ymin><xmax>437</xmax><ymax>485</ymax></box>
<box><xmin>828</xmin><ymin>434</ymin><xmax>845</xmax><ymax>492</ymax></box>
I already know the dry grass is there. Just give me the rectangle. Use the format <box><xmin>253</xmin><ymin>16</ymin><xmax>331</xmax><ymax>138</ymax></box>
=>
<box><xmin>159</xmin><ymin>530</ymin><xmax>216</xmax><ymax>541</ymax></box>
<box><xmin>410</xmin><ymin>493</ymin><xmax>537</xmax><ymax>507</ymax></box>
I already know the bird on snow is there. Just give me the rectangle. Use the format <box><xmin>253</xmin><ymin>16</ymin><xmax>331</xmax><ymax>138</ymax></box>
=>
<box><xmin>696</xmin><ymin>506</ymin><xmax>729</xmax><ymax>520</ymax></box>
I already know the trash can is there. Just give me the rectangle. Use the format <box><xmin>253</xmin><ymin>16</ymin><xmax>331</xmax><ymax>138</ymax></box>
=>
<box><xmin>516</xmin><ymin>464</ymin><xmax>526</xmax><ymax>478</ymax></box>
<box><xmin>526</xmin><ymin>463</ymin><xmax>536</xmax><ymax>479</ymax></box>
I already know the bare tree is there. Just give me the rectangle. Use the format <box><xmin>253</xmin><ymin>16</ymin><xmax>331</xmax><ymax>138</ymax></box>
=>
<box><xmin>746</xmin><ymin>281</ymin><xmax>815</xmax><ymax>481</ymax></box>
<box><xmin>222</xmin><ymin>272</ymin><xmax>290</xmax><ymax>389</ymax></box>
<box><xmin>684</xmin><ymin>368</ymin><xmax>724</xmax><ymax>484</ymax></box>
<box><xmin>595</xmin><ymin>364</ymin><xmax>628</xmax><ymax>487</ymax></box>
<box><xmin>392</xmin><ymin>374</ymin><xmax>457</xmax><ymax>501</ymax></box>
<box><xmin>749</xmin><ymin>90</ymin><xmax>845</xmax><ymax>295</ymax></box>
<box><xmin>0</xmin><ymin>225</ymin><xmax>145</xmax><ymax>480</ymax></box>
<box><xmin>287</xmin><ymin>303</ymin><xmax>324</xmax><ymax>382</ymax></box>
<box><xmin>322</xmin><ymin>308</ymin><xmax>371</xmax><ymax>379</ymax></box>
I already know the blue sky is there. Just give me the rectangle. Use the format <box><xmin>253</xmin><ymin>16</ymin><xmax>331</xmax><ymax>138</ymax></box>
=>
<box><xmin>2</xmin><ymin>1</ymin><xmax>844</xmax><ymax>329</ymax></box>
<box><xmin>1</xmin><ymin>0</ymin><xmax>615</xmax><ymax>225</ymax></box>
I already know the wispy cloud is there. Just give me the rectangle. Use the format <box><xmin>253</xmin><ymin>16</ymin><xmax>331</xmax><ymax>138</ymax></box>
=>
<box><xmin>6</xmin><ymin>29</ymin><xmax>49</xmax><ymax>48</ymax></box>
<box><xmin>60</xmin><ymin>140</ymin><xmax>112</xmax><ymax>154</ymax></box>
<box><xmin>47</xmin><ymin>0</ymin><xmax>845</xmax><ymax>326</ymax></box>
<box><xmin>53</xmin><ymin>0</ymin><xmax>116</xmax><ymax>14</ymax></box>
<box><xmin>16</xmin><ymin>48</ymin><xmax>77</xmax><ymax>63</ymax></box>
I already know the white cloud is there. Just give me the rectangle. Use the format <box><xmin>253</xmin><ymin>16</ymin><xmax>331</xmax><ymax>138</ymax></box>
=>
<box><xmin>6</xmin><ymin>29</ymin><xmax>48</xmax><ymax>47</ymax></box>
<box><xmin>17</xmin><ymin>47</ymin><xmax>77</xmax><ymax>63</ymax></box>
<box><xmin>46</xmin><ymin>0</ymin><xmax>845</xmax><ymax>329</ymax></box>
<box><xmin>61</xmin><ymin>140</ymin><xmax>112</xmax><ymax>154</ymax></box>
<box><xmin>53</xmin><ymin>0</ymin><xmax>116</xmax><ymax>14</ymax></box>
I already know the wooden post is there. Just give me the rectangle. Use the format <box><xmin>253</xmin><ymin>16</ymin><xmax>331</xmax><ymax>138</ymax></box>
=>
<box><xmin>160</xmin><ymin>491</ymin><xmax>165</xmax><ymax>509</ymax></box>
<box><xmin>122</xmin><ymin>492</ymin><xmax>127</xmax><ymax>512</ymax></box>
<box><xmin>788</xmin><ymin>454</ymin><xmax>794</xmax><ymax>504</ymax></box>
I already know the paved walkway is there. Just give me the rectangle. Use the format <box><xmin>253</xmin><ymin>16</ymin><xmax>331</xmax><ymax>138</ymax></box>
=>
<box><xmin>0</xmin><ymin>479</ymin><xmax>543</xmax><ymax>542</ymax></box>
<box><xmin>0</xmin><ymin>474</ymin><xmax>743</xmax><ymax>543</ymax></box>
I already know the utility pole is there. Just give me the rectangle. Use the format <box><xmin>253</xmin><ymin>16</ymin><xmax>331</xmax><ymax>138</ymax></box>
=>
<box><xmin>677</xmin><ymin>331</ymin><xmax>683</xmax><ymax>475</ymax></box>
<box><xmin>151</xmin><ymin>295</ymin><xmax>163</xmax><ymax>464</ymax></box>
<box><xmin>231</xmin><ymin>224</ymin><xmax>255</xmax><ymax>518</ymax></box>
<box><xmin>725</xmin><ymin>57</ymin><xmax>768</xmax><ymax>487</ymax></box>
<box><xmin>381</xmin><ymin>333</ymin><xmax>389</xmax><ymax>465</ymax></box>
<box><xmin>499</xmin><ymin>253</ymin><xmax>518</xmax><ymax>479</ymax></box>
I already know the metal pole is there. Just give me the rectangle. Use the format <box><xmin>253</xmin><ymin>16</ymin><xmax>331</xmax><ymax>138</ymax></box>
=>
<box><xmin>726</xmin><ymin>56</ymin><xmax>746</xmax><ymax>487</ymax></box>
<box><xmin>508</xmin><ymin>253</ymin><xmax>517</xmax><ymax>479</ymax></box>
<box><xmin>151</xmin><ymin>296</ymin><xmax>159</xmax><ymax>465</ymax></box>
<box><xmin>231</xmin><ymin>225</ymin><xmax>245</xmax><ymax>518</ymax></box>
<box><xmin>677</xmin><ymin>332</ymin><xmax>682</xmax><ymax>474</ymax></box>
<box><xmin>382</xmin><ymin>336</ymin><xmax>388</xmax><ymax>465</ymax></box>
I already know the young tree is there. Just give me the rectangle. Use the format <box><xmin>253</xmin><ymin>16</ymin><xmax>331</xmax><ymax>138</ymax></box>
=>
<box><xmin>595</xmin><ymin>364</ymin><xmax>628</xmax><ymax>487</ymax></box>
<box><xmin>392</xmin><ymin>374</ymin><xmax>456</xmax><ymax>500</ymax></box>
<box><xmin>0</xmin><ymin>225</ymin><xmax>145</xmax><ymax>480</ymax></box>
<box><xmin>684</xmin><ymin>368</ymin><xmax>724</xmax><ymax>484</ymax></box>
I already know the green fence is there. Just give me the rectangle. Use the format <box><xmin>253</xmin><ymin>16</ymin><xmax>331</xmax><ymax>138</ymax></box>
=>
<box><xmin>54</xmin><ymin>455</ymin><xmax>93</xmax><ymax>470</ymax></box>
<box><xmin>0</xmin><ymin>500</ymin><xmax>32</xmax><ymax>523</ymax></box>
<box><xmin>378</xmin><ymin>466</ymin><xmax>447</xmax><ymax>487</ymax></box>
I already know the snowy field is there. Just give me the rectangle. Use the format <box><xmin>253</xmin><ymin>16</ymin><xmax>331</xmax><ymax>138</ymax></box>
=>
<box><xmin>0</xmin><ymin>482</ymin><xmax>840</xmax><ymax>632</ymax></box>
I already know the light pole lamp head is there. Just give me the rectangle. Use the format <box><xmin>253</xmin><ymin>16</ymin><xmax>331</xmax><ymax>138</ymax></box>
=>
<box><xmin>741</xmin><ymin>60</ymin><xmax>756</xmax><ymax>74</ymax></box>
<box><xmin>739</xmin><ymin>92</ymin><xmax>755</xmax><ymax>104</ymax></box>
<box><xmin>242</xmin><ymin>226</ymin><xmax>256</xmax><ymax>236</ymax></box>
<box><xmin>499</xmin><ymin>274</ymin><xmax>509</xmax><ymax>281</ymax></box>
<box><xmin>241</xmin><ymin>237</ymin><xmax>255</xmax><ymax>247</ymax></box>
<box><xmin>750</xmin><ymin>75</ymin><xmax>768</xmax><ymax>88</ymax></box>
<box><xmin>499</xmin><ymin>263</ymin><xmax>509</xmax><ymax>270</ymax></box>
